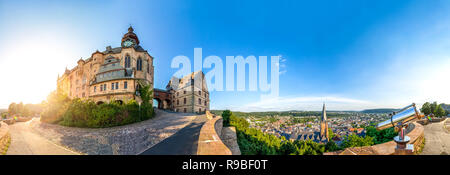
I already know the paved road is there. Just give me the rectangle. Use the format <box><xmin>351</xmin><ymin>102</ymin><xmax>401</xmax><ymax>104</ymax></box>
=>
<box><xmin>6</xmin><ymin>119</ymin><xmax>79</xmax><ymax>155</ymax></box>
<box><xmin>140</xmin><ymin>114</ymin><xmax>208</xmax><ymax>155</ymax></box>
<box><xmin>421</xmin><ymin>119</ymin><xmax>450</xmax><ymax>155</ymax></box>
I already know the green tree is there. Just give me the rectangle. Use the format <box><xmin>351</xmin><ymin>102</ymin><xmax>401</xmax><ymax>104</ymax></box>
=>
<box><xmin>435</xmin><ymin>105</ymin><xmax>446</xmax><ymax>117</ymax></box>
<box><xmin>341</xmin><ymin>134</ymin><xmax>374</xmax><ymax>148</ymax></box>
<box><xmin>222</xmin><ymin>110</ymin><xmax>232</xmax><ymax>126</ymax></box>
<box><xmin>137</xmin><ymin>81</ymin><xmax>155</xmax><ymax>120</ymax></box>
<box><xmin>325</xmin><ymin>140</ymin><xmax>339</xmax><ymax>152</ymax></box>
<box><xmin>365</xmin><ymin>126</ymin><xmax>396</xmax><ymax>144</ymax></box>
<box><xmin>430</xmin><ymin>102</ymin><xmax>438</xmax><ymax>115</ymax></box>
<box><xmin>328</xmin><ymin>128</ymin><xmax>335</xmax><ymax>139</ymax></box>
<box><xmin>421</xmin><ymin>102</ymin><xmax>431</xmax><ymax>115</ymax></box>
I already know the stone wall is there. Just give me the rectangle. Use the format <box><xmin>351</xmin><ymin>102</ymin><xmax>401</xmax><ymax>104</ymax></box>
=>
<box><xmin>16</xmin><ymin>117</ymin><xmax>32</xmax><ymax>122</ymax></box>
<box><xmin>197</xmin><ymin>112</ymin><xmax>241</xmax><ymax>155</ymax></box>
<box><xmin>220</xmin><ymin>127</ymin><xmax>241</xmax><ymax>155</ymax></box>
<box><xmin>197</xmin><ymin>116</ymin><xmax>232</xmax><ymax>155</ymax></box>
<box><xmin>324</xmin><ymin>121</ymin><xmax>424</xmax><ymax>155</ymax></box>
<box><xmin>417</xmin><ymin>118</ymin><xmax>446</xmax><ymax>125</ymax></box>
<box><xmin>0</xmin><ymin>122</ymin><xmax>11</xmax><ymax>155</ymax></box>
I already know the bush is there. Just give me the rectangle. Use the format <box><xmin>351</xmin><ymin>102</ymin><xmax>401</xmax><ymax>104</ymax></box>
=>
<box><xmin>40</xmin><ymin>82</ymin><xmax>155</xmax><ymax>128</ymax></box>
<box><xmin>340</xmin><ymin>134</ymin><xmax>374</xmax><ymax>148</ymax></box>
<box><xmin>40</xmin><ymin>91</ymin><xmax>70</xmax><ymax>124</ymax></box>
<box><xmin>365</xmin><ymin>126</ymin><xmax>397</xmax><ymax>145</ymax></box>
<box><xmin>58</xmin><ymin>99</ymin><xmax>154</xmax><ymax>128</ymax></box>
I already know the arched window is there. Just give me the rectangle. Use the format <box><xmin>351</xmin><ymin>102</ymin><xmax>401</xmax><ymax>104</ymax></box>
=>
<box><xmin>137</xmin><ymin>57</ymin><xmax>142</xmax><ymax>71</ymax></box>
<box><xmin>147</xmin><ymin>62</ymin><xmax>150</xmax><ymax>73</ymax></box>
<box><xmin>125</xmin><ymin>55</ymin><xmax>131</xmax><ymax>68</ymax></box>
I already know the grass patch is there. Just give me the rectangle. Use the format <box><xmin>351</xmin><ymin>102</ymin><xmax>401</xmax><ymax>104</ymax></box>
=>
<box><xmin>0</xmin><ymin>133</ymin><xmax>11</xmax><ymax>155</ymax></box>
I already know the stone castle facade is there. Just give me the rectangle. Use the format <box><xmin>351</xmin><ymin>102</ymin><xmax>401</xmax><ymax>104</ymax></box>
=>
<box><xmin>165</xmin><ymin>71</ymin><xmax>210</xmax><ymax>113</ymax></box>
<box><xmin>57</xmin><ymin>27</ymin><xmax>209</xmax><ymax>113</ymax></box>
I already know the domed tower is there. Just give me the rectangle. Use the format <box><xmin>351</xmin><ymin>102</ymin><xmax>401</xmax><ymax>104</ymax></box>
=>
<box><xmin>121</xmin><ymin>26</ymin><xmax>140</xmax><ymax>48</ymax></box>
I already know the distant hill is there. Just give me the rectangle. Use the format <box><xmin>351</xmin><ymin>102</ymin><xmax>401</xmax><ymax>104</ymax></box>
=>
<box><xmin>440</xmin><ymin>103</ymin><xmax>450</xmax><ymax>112</ymax></box>
<box><xmin>361</xmin><ymin>108</ymin><xmax>398</xmax><ymax>114</ymax></box>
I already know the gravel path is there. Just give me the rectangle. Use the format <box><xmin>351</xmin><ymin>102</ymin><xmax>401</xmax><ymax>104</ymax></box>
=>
<box><xmin>29</xmin><ymin>109</ymin><xmax>197</xmax><ymax>155</ymax></box>
<box><xmin>421</xmin><ymin>119</ymin><xmax>450</xmax><ymax>155</ymax></box>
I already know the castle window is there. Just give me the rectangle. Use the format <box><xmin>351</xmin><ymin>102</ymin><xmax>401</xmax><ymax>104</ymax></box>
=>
<box><xmin>94</xmin><ymin>86</ymin><xmax>97</xmax><ymax>92</ymax></box>
<box><xmin>184</xmin><ymin>108</ymin><xmax>186</xmax><ymax>113</ymax></box>
<box><xmin>183</xmin><ymin>90</ymin><xmax>186</xmax><ymax>94</ymax></box>
<box><xmin>184</xmin><ymin>98</ymin><xmax>186</xmax><ymax>104</ymax></box>
<box><xmin>198</xmin><ymin>98</ymin><xmax>201</xmax><ymax>105</ymax></box>
<box><xmin>115</xmin><ymin>82</ymin><xmax>119</xmax><ymax>89</ymax></box>
<box><xmin>204</xmin><ymin>101</ymin><xmax>206</xmax><ymax>106</ymax></box>
<box><xmin>177</xmin><ymin>99</ymin><xmax>179</xmax><ymax>105</ymax></box>
<box><xmin>125</xmin><ymin>55</ymin><xmax>131</xmax><ymax>68</ymax></box>
<box><xmin>137</xmin><ymin>57</ymin><xmax>142</xmax><ymax>71</ymax></box>
<box><xmin>147</xmin><ymin>63</ymin><xmax>150</xmax><ymax>73</ymax></box>
<box><xmin>124</xmin><ymin>81</ymin><xmax>128</xmax><ymax>89</ymax></box>
<box><xmin>111</xmin><ymin>83</ymin><xmax>114</xmax><ymax>90</ymax></box>
<box><xmin>198</xmin><ymin>91</ymin><xmax>201</xmax><ymax>95</ymax></box>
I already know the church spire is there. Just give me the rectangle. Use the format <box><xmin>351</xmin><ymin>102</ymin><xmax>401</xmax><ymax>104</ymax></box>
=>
<box><xmin>320</xmin><ymin>102</ymin><xmax>329</xmax><ymax>142</ymax></box>
<box><xmin>321</xmin><ymin>102</ymin><xmax>327</xmax><ymax>122</ymax></box>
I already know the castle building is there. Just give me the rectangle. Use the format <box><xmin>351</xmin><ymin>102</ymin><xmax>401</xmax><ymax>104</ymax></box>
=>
<box><xmin>57</xmin><ymin>26</ymin><xmax>154</xmax><ymax>104</ymax></box>
<box><xmin>320</xmin><ymin>103</ymin><xmax>329</xmax><ymax>141</ymax></box>
<box><xmin>154</xmin><ymin>71</ymin><xmax>210</xmax><ymax>114</ymax></box>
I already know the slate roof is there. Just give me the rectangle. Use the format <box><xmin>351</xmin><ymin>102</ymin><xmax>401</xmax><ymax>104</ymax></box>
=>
<box><xmin>90</xmin><ymin>56</ymin><xmax>133</xmax><ymax>85</ymax></box>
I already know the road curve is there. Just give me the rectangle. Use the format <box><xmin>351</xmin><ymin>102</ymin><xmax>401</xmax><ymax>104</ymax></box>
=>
<box><xmin>6</xmin><ymin>119</ymin><xmax>79</xmax><ymax>155</ymax></box>
<box><xmin>421</xmin><ymin>119</ymin><xmax>450</xmax><ymax>155</ymax></box>
<box><xmin>140</xmin><ymin>114</ymin><xmax>208</xmax><ymax>155</ymax></box>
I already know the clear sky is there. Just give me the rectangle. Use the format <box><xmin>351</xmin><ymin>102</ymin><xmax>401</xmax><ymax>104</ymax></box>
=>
<box><xmin>0</xmin><ymin>0</ymin><xmax>449</xmax><ymax>111</ymax></box>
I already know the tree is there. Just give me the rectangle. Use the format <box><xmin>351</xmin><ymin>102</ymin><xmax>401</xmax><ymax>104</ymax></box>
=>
<box><xmin>341</xmin><ymin>134</ymin><xmax>374</xmax><ymax>148</ymax></box>
<box><xmin>222</xmin><ymin>110</ymin><xmax>232</xmax><ymax>126</ymax></box>
<box><xmin>435</xmin><ymin>105</ymin><xmax>446</xmax><ymax>117</ymax></box>
<box><xmin>137</xmin><ymin>80</ymin><xmax>154</xmax><ymax>120</ymax></box>
<box><xmin>328</xmin><ymin>128</ymin><xmax>335</xmax><ymax>139</ymax></box>
<box><xmin>430</xmin><ymin>102</ymin><xmax>438</xmax><ymax>115</ymax></box>
<box><xmin>8</xmin><ymin>102</ymin><xmax>17</xmax><ymax>116</ymax></box>
<box><xmin>421</xmin><ymin>102</ymin><xmax>431</xmax><ymax>115</ymax></box>
<box><xmin>325</xmin><ymin>140</ymin><xmax>339</xmax><ymax>152</ymax></box>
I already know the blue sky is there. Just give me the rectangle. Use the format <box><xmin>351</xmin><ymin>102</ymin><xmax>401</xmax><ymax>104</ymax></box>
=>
<box><xmin>0</xmin><ymin>0</ymin><xmax>449</xmax><ymax>111</ymax></box>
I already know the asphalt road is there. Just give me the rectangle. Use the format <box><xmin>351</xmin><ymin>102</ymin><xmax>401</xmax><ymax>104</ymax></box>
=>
<box><xmin>140</xmin><ymin>114</ymin><xmax>207</xmax><ymax>155</ymax></box>
<box><xmin>421</xmin><ymin>119</ymin><xmax>450</xmax><ymax>155</ymax></box>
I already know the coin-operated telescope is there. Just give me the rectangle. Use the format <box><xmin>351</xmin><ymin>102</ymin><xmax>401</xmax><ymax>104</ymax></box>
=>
<box><xmin>376</xmin><ymin>103</ymin><xmax>424</xmax><ymax>155</ymax></box>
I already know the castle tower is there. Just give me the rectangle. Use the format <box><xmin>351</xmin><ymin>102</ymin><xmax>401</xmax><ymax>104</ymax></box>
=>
<box><xmin>320</xmin><ymin>103</ymin><xmax>329</xmax><ymax>141</ymax></box>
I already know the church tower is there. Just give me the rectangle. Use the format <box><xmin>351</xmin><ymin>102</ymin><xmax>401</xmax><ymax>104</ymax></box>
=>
<box><xmin>320</xmin><ymin>103</ymin><xmax>329</xmax><ymax>141</ymax></box>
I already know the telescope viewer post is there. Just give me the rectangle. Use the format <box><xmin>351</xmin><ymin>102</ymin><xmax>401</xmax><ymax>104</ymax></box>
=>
<box><xmin>376</xmin><ymin>103</ymin><xmax>424</xmax><ymax>155</ymax></box>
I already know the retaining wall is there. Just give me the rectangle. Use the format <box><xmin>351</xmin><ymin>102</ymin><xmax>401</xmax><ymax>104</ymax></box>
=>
<box><xmin>197</xmin><ymin>115</ymin><xmax>233</xmax><ymax>155</ymax></box>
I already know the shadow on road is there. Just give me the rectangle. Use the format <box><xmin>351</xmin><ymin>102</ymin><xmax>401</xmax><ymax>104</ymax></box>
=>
<box><xmin>140</xmin><ymin>115</ymin><xmax>207</xmax><ymax>155</ymax></box>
